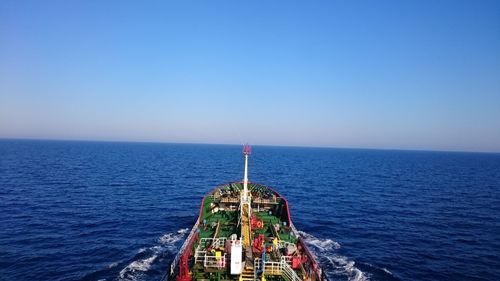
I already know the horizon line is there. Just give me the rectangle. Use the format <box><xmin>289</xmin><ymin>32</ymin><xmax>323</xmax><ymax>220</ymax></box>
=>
<box><xmin>1</xmin><ymin>137</ymin><xmax>499</xmax><ymax>155</ymax></box>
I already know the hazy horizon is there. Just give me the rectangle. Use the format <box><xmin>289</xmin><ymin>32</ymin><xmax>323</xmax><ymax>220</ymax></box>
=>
<box><xmin>2</xmin><ymin>137</ymin><xmax>500</xmax><ymax>154</ymax></box>
<box><xmin>1</xmin><ymin>1</ymin><xmax>499</xmax><ymax>153</ymax></box>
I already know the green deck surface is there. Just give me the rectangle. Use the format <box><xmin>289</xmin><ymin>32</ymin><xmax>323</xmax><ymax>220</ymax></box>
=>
<box><xmin>183</xmin><ymin>183</ymin><xmax>301</xmax><ymax>281</ymax></box>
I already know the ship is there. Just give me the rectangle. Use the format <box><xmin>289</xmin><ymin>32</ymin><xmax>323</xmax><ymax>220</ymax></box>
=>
<box><xmin>163</xmin><ymin>145</ymin><xmax>328</xmax><ymax>281</ymax></box>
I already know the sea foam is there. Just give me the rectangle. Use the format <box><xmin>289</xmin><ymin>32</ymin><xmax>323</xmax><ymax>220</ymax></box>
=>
<box><xmin>298</xmin><ymin>231</ymin><xmax>369</xmax><ymax>281</ymax></box>
<box><xmin>117</xmin><ymin>228</ymin><xmax>189</xmax><ymax>281</ymax></box>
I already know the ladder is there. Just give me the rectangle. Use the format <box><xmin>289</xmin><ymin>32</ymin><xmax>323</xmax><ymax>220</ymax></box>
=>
<box><xmin>239</xmin><ymin>266</ymin><xmax>255</xmax><ymax>281</ymax></box>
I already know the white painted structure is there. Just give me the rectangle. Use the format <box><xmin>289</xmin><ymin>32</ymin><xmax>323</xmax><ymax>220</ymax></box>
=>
<box><xmin>243</xmin><ymin>146</ymin><xmax>250</xmax><ymax>201</ymax></box>
<box><xmin>230</xmin><ymin>240</ymin><xmax>243</xmax><ymax>274</ymax></box>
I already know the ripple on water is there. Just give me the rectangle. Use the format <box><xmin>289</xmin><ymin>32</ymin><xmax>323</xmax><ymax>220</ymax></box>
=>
<box><xmin>1</xmin><ymin>141</ymin><xmax>499</xmax><ymax>281</ymax></box>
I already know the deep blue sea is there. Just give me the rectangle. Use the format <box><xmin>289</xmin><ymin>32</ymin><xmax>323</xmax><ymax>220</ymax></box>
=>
<box><xmin>1</xmin><ymin>140</ymin><xmax>499</xmax><ymax>281</ymax></box>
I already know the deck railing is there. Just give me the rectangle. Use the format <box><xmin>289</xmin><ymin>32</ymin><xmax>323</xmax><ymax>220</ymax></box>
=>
<box><xmin>203</xmin><ymin>253</ymin><xmax>227</xmax><ymax>269</ymax></box>
<box><xmin>169</xmin><ymin>221</ymin><xmax>199</xmax><ymax>276</ymax></box>
<box><xmin>253</xmin><ymin>256</ymin><xmax>301</xmax><ymax>281</ymax></box>
<box><xmin>281</xmin><ymin>255</ymin><xmax>293</xmax><ymax>265</ymax></box>
<box><xmin>252</xmin><ymin>196</ymin><xmax>277</xmax><ymax>204</ymax></box>
<box><xmin>278</xmin><ymin>240</ymin><xmax>296</xmax><ymax>250</ymax></box>
<box><xmin>194</xmin><ymin>237</ymin><xmax>228</xmax><ymax>265</ymax></box>
<box><xmin>196</xmin><ymin>237</ymin><xmax>227</xmax><ymax>249</ymax></box>
<box><xmin>220</xmin><ymin>197</ymin><xmax>240</xmax><ymax>203</ymax></box>
<box><xmin>194</xmin><ymin>250</ymin><xmax>206</xmax><ymax>263</ymax></box>
<box><xmin>280</xmin><ymin>256</ymin><xmax>302</xmax><ymax>281</ymax></box>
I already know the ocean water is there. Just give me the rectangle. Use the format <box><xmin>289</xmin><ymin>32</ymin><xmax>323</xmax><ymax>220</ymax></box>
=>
<box><xmin>0</xmin><ymin>140</ymin><xmax>499</xmax><ymax>281</ymax></box>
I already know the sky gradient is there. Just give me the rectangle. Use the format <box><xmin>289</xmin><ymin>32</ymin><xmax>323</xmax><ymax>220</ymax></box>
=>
<box><xmin>1</xmin><ymin>0</ymin><xmax>499</xmax><ymax>152</ymax></box>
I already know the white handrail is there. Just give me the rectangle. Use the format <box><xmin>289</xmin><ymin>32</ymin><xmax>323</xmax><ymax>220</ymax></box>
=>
<box><xmin>197</xmin><ymin>237</ymin><xmax>227</xmax><ymax>248</ymax></box>
<box><xmin>204</xmin><ymin>253</ymin><xmax>227</xmax><ymax>269</ymax></box>
<box><xmin>194</xmin><ymin>250</ymin><xmax>206</xmax><ymax>263</ymax></box>
<box><xmin>278</xmin><ymin>240</ymin><xmax>296</xmax><ymax>249</ymax></box>
<box><xmin>280</xmin><ymin>256</ymin><xmax>302</xmax><ymax>281</ymax></box>
<box><xmin>254</xmin><ymin>256</ymin><xmax>301</xmax><ymax>281</ymax></box>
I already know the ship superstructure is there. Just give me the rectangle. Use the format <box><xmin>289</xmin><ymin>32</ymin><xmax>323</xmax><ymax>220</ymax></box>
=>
<box><xmin>164</xmin><ymin>146</ymin><xmax>327</xmax><ymax>281</ymax></box>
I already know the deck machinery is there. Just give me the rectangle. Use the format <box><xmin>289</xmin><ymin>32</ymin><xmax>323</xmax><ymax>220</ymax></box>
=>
<box><xmin>163</xmin><ymin>146</ymin><xmax>328</xmax><ymax>281</ymax></box>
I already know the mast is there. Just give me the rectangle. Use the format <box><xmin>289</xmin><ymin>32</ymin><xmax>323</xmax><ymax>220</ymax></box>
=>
<box><xmin>243</xmin><ymin>144</ymin><xmax>251</xmax><ymax>201</ymax></box>
<box><xmin>240</xmin><ymin>144</ymin><xmax>252</xmax><ymax>250</ymax></box>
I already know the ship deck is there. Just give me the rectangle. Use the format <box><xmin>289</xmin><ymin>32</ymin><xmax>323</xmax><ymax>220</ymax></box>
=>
<box><xmin>169</xmin><ymin>182</ymin><xmax>324</xmax><ymax>281</ymax></box>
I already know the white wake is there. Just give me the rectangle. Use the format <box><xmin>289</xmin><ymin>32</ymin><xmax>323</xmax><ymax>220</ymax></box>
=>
<box><xmin>297</xmin><ymin>231</ymin><xmax>369</xmax><ymax>281</ymax></box>
<box><xmin>117</xmin><ymin>229</ymin><xmax>368</xmax><ymax>281</ymax></box>
<box><xmin>117</xmin><ymin>228</ymin><xmax>189</xmax><ymax>281</ymax></box>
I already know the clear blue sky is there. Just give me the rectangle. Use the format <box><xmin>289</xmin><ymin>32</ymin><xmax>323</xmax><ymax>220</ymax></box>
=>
<box><xmin>1</xmin><ymin>0</ymin><xmax>499</xmax><ymax>152</ymax></box>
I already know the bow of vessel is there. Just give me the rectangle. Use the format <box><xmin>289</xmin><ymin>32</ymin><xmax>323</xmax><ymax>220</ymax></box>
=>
<box><xmin>164</xmin><ymin>145</ymin><xmax>328</xmax><ymax>281</ymax></box>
